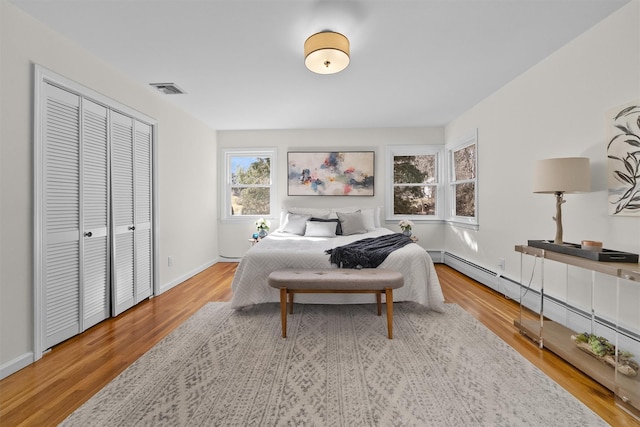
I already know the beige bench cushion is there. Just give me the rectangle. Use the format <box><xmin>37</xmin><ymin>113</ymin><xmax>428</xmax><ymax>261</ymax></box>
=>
<box><xmin>267</xmin><ymin>268</ymin><xmax>404</xmax><ymax>291</ymax></box>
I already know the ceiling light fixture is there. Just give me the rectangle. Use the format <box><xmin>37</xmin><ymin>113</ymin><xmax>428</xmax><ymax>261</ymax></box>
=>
<box><xmin>304</xmin><ymin>31</ymin><xmax>350</xmax><ymax>74</ymax></box>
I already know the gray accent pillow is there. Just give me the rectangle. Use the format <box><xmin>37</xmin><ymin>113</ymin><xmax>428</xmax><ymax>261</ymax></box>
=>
<box><xmin>281</xmin><ymin>212</ymin><xmax>312</xmax><ymax>235</ymax></box>
<box><xmin>336</xmin><ymin>211</ymin><xmax>367</xmax><ymax>235</ymax></box>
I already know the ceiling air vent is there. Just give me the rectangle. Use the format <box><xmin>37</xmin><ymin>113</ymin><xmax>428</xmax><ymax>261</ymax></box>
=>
<box><xmin>149</xmin><ymin>82</ymin><xmax>186</xmax><ymax>95</ymax></box>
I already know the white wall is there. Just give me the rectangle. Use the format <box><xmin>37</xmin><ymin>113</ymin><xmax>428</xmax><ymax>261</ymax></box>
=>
<box><xmin>217</xmin><ymin>127</ymin><xmax>446</xmax><ymax>258</ymax></box>
<box><xmin>0</xmin><ymin>0</ymin><xmax>218</xmax><ymax>376</ymax></box>
<box><xmin>445</xmin><ymin>1</ymin><xmax>640</xmax><ymax>321</ymax></box>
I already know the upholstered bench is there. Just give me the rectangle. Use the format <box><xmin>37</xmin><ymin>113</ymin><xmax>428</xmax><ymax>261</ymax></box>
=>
<box><xmin>267</xmin><ymin>268</ymin><xmax>404</xmax><ymax>339</ymax></box>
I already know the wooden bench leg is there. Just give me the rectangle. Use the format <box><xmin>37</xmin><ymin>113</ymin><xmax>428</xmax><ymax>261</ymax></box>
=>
<box><xmin>288</xmin><ymin>292</ymin><xmax>294</xmax><ymax>314</ymax></box>
<box><xmin>275</xmin><ymin>285</ymin><xmax>398</xmax><ymax>339</ymax></box>
<box><xmin>279</xmin><ymin>288</ymin><xmax>287</xmax><ymax>338</ymax></box>
<box><xmin>385</xmin><ymin>288</ymin><xmax>394</xmax><ymax>339</ymax></box>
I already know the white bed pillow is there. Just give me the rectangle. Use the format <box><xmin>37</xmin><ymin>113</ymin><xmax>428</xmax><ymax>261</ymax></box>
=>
<box><xmin>281</xmin><ymin>212</ymin><xmax>312</xmax><ymax>235</ymax></box>
<box><xmin>336</xmin><ymin>211</ymin><xmax>368</xmax><ymax>235</ymax></box>
<box><xmin>372</xmin><ymin>206</ymin><xmax>383</xmax><ymax>228</ymax></box>
<box><xmin>310</xmin><ymin>217</ymin><xmax>342</xmax><ymax>235</ymax></box>
<box><xmin>360</xmin><ymin>208</ymin><xmax>377</xmax><ymax>231</ymax></box>
<box><xmin>304</xmin><ymin>221</ymin><xmax>337</xmax><ymax>237</ymax></box>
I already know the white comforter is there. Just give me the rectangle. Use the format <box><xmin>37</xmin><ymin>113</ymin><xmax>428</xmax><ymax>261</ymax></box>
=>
<box><xmin>231</xmin><ymin>228</ymin><xmax>445</xmax><ymax>312</ymax></box>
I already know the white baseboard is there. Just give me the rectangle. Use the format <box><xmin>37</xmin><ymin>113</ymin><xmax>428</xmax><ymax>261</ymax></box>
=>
<box><xmin>442</xmin><ymin>251</ymin><xmax>638</xmax><ymax>347</ymax></box>
<box><xmin>159</xmin><ymin>258</ymin><xmax>219</xmax><ymax>294</ymax></box>
<box><xmin>0</xmin><ymin>352</ymin><xmax>33</xmax><ymax>380</ymax></box>
<box><xmin>426</xmin><ymin>250</ymin><xmax>444</xmax><ymax>263</ymax></box>
<box><xmin>1</xmin><ymin>260</ymin><xmax>220</xmax><ymax>380</ymax></box>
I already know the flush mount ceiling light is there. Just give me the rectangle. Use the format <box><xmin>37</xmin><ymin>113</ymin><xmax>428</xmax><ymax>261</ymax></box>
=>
<box><xmin>304</xmin><ymin>31</ymin><xmax>350</xmax><ymax>74</ymax></box>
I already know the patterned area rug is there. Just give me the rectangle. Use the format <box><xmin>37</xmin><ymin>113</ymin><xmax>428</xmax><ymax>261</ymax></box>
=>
<box><xmin>61</xmin><ymin>303</ymin><xmax>607</xmax><ymax>426</ymax></box>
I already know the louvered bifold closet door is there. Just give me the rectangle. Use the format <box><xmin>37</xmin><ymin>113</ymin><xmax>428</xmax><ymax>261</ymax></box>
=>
<box><xmin>42</xmin><ymin>84</ymin><xmax>81</xmax><ymax>348</ymax></box>
<box><xmin>111</xmin><ymin>112</ymin><xmax>136</xmax><ymax>316</ymax></box>
<box><xmin>134</xmin><ymin>121</ymin><xmax>153</xmax><ymax>302</ymax></box>
<box><xmin>36</xmin><ymin>67</ymin><xmax>155</xmax><ymax>356</ymax></box>
<box><xmin>82</xmin><ymin>100</ymin><xmax>110</xmax><ymax>329</ymax></box>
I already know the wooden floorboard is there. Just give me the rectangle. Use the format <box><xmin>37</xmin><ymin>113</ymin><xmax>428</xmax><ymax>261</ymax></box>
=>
<box><xmin>0</xmin><ymin>263</ymin><xmax>637</xmax><ymax>426</ymax></box>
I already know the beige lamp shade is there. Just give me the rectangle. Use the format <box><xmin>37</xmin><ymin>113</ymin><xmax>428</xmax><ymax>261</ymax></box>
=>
<box><xmin>533</xmin><ymin>157</ymin><xmax>591</xmax><ymax>194</ymax></box>
<box><xmin>533</xmin><ymin>157</ymin><xmax>590</xmax><ymax>245</ymax></box>
<box><xmin>304</xmin><ymin>31</ymin><xmax>350</xmax><ymax>74</ymax></box>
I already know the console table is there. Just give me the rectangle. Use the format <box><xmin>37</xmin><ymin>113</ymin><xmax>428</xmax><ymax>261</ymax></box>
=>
<box><xmin>514</xmin><ymin>245</ymin><xmax>640</xmax><ymax>420</ymax></box>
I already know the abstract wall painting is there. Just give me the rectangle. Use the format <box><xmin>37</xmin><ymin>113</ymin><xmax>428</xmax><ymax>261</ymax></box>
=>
<box><xmin>287</xmin><ymin>151</ymin><xmax>375</xmax><ymax>196</ymax></box>
<box><xmin>607</xmin><ymin>101</ymin><xmax>640</xmax><ymax>216</ymax></box>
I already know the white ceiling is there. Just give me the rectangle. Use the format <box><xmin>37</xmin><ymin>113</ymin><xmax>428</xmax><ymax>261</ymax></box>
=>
<box><xmin>10</xmin><ymin>0</ymin><xmax>630</xmax><ymax>130</ymax></box>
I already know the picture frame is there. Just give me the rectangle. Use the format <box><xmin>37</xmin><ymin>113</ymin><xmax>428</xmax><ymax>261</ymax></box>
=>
<box><xmin>287</xmin><ymin>151</ymin><xmax>375</xmax><ymax>196</ymax></box>
<box><xmin>606</xmin><ymin>100</ymin><xmax>640</xmax><ymax>216</ymax></box>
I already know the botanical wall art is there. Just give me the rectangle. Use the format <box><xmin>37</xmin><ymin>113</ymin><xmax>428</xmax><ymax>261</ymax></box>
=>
<box><xmin>607</xmin><ymin>100</ymin><xmax>640</xmax><ymax>216</ymax></box>
<box><xmin>287</xmin><ymin>151</ymin><xmax>375</xmax><ymax>196</ymax></box>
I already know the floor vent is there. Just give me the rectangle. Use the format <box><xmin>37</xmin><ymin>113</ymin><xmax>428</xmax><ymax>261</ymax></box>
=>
<box><xmin>149</xmin><ymin>83</ymin><xmax>186</xmax><ymax>95</ymax></box>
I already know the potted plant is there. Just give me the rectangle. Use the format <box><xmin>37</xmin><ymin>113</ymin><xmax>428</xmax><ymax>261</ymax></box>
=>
<box><xmin>399</xmin><ymin>219</ymin><xmax>414</xmax><ymax>236</ymax></box>
<box><xmin>255</xmin><ymin>218</ymin><xmax>271</xmax><ymax>238</ymax></box>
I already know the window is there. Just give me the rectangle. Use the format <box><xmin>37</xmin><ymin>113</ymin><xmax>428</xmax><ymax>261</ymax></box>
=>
<box><xmin>386</xmin><ymin>146</ymin><xmax>444</xmax><ymax>221</ymax></box>
<box><xmin>221</xmin><ymin>149</ymin><xmax>277</xmax><ymax>221</ymax></box>
<box><xmin>447</xmin><ymin>132</ymin><xmax>478</xmax><ymax>227</ymax></box>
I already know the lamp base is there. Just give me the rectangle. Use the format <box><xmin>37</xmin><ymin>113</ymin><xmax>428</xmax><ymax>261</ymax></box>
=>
<box><xmin>527</xmin><ymin>240</ymin><xmax>638</xmax><ymax>263</ymax></box>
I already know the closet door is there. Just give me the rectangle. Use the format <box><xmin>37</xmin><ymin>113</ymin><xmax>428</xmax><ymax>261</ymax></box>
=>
<box><xmin>111</xmin><ymin>114</ymin><xmax>153</xmax><ymax>315</ymax></box>
<box><xmin>134</xmin><ymin>122</ymin><xmax>153</xmax><ymax>301</ymax></box>
<box><xmin>111</xmin><ymin>112</ymin><xmax>136</xmax><ymax>316</ymax></box>
<box><xmin>35</xmin><ymin>66</ymin><xmax>156</xmax><ymax>357</ymax></box>
<box><xmin>40</xmin><ymin>85</ymin><xmax>111</xmax><ymax>348</ymax></box>
<box><xmin>42</xmin><ymin>84</ymin><xmax>81</xmax><ymax>349</ymax></box>
<box><xmin>82</xmin><ymin>100</ymin><xmax>110</xmax><ymax>328</ymax></box>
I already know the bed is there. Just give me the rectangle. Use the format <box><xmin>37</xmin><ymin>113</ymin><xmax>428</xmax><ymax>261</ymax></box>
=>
<box><xmin>230</xmin><ymin>207</ymin><xmax>445</xmax><ymax>312</ymax></box>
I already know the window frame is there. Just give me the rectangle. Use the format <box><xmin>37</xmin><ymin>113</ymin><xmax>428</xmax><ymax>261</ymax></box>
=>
<box><xmin>220</xmin><ymin>148</ymin><xmax>277</xmax><ymax>223</ymax></box>
<box><xmin>446</xmin><ymin>131</ymin><xmax>478</xmax><ymax>229</ymax></box>
<box><xmin>385</xmin><ymin>145</ymin><xmax>445</xmax><ymax>223</ymax></box>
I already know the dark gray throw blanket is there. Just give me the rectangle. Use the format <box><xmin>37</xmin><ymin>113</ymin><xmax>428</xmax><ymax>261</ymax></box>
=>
<box><xmin>325</xmin><ymin>233</ymin><xmax>413</xmax><ymax>268</ymax></box>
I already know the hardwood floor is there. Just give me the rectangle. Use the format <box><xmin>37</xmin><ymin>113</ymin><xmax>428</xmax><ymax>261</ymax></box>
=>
<box><xmin>0</xmin><ymin>263</ymin><xmax>638</xmax><ymax>426</ymax></box>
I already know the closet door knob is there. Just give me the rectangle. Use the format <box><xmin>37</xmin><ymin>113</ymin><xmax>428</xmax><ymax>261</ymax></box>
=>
<box><xmin>84</xmin><ymin>231</ymin><xmax>93</xmax><ymax>237</ymax></box>
<box><xmin>128</xmin><ymin>225</ymin><xmax>136</xmax><ymax>231</ymax></box>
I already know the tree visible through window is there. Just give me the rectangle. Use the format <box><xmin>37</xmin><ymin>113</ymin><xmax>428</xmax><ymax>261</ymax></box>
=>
<box><xmin>230</xmin><ymin>157</ymin><xmax>270</xmax><ymax>215</ymax></box>
<box><xmin>387</xmin><ymin>138</ymin><xmax>476</xmax><ymax>226</ymax></box>
<box><xmin>392</xmin><ymin>153</ymin><xmax>439</xmax><ymax>216</ymax></box>
<box><xmin>450</xmin><ymin>140</ymin><xmax>477</xmax><ymax>221</ymax></box>
<box><xmin>223</xmin><ymin>150</ymin><xmax>276</xmax><ymax>219</ymax></box>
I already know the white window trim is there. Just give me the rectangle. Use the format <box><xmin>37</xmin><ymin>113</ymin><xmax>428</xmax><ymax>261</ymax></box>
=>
<box><xmin>385</xmin><ymin>145</ymin><xmax>445</xmax><ymax>223</ymax></box>
<box><xmin>220</xmin><ymin>148</ymin><xmax>278</xmax><ymax>223</ymax></box>
<box><xmin>446</xmin><ymin>130</ymin><xmax>479</xmax><ymax>229</ymax></box>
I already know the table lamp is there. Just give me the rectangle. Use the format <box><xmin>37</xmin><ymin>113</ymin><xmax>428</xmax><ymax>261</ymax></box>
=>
<box><xmin>533</xmin><ymin>157</ymin><xmax>591</xmax><ymax>245</ymax></box>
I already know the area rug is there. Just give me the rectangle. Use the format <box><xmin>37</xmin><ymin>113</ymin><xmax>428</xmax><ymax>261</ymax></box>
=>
<box><xmin>61</xmin><ymin>302</ymin><xmax>607</xmax><ymax>426</ymax></box>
